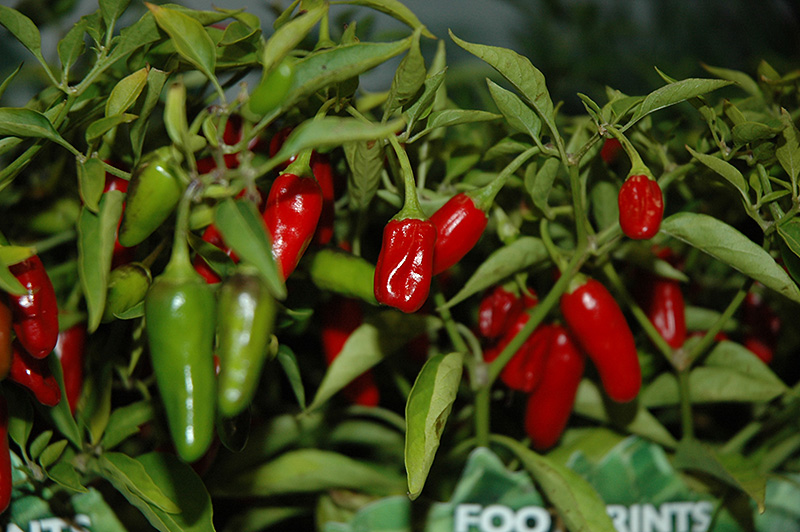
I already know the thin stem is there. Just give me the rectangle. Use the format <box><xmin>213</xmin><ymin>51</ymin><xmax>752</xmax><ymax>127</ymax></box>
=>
<box><xmin>678</xmin><ymin>368</ymin><xmax>694</xmax><ymax>441</ymax></box>
<box><xmin>388</xmin><ymin>134</ymin><xmax>424</xmax><ymax>219</ymax></box>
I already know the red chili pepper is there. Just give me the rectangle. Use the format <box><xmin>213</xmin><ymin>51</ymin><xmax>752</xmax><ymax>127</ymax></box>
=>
<box><xmin>524</xmin><ymin>324</ymin><xmax>585</xmax><ymax>450</ymax></box>
<box><xmin>373</xmin><ymin>218</ymin><xmax>437</xmax><ymax>313</ymax></box>
<box><xmin>645</xmin><ymin>276</ymin><xmax>686</xmax><ymax>349</ymax></box>
<box><xmin>104</xmin><ymin>171</ymin><xmax>137</xmax><ymax>268</ymax></box>
<box><xmin>320</xmin><ymin>297</ymin><xmax>379</xmax><ymax>407</ymax></box>
<box><xmin>743</xmin><ymin>336</ymin><xmax>773</xmax><ymax>364</ymax></box>
<box><xmin>742</xmin><ymin>291</ymin><xmax>781</xmax><ymax>363</ymax></box>
<box><xmin>0</xmin><ymin>298</ymin><xmax>12</xmax><ymax>381</ymax></box>
<box><xmin>485</xmin><ymin>314</ymin><xmax>552</xmax><ymax>393</ymax></box>
<box><xmin>0</xmin><ymin>394</ymin><xmax>11</xmax><ymax>514</ymax></box>
<box><xmin>8</xmin><ymin>255</ymin><xmax>59</xmax><ymax>359</ymax></box>
<box><xmin>311</xmin><ymin>152</ymin><xmax>336</xmax><ymax>246</ymax></box>
<box><xmin>429</xmin><ymin>193</ymin><xmax>488</xmax><ymax>275</ymax></box>
<box><xmin>600</xmin><ymin>138</ymin><xmax>622</xmax><ymax>165</ymax></box>
<box><xmin>9</xmin><ymin>340</ymin><xmax>61</xmax><ymax>407</ymax></box>
<box><xmin>55</xmin><ymin>323</ymin><xmax>87</xmax><ymax>414</ymax></box>
<box><xmin>560</xmin><ymin>277</ymin><xmax>640</xmax><ymax>402</ymax></box>
<box><xmin>618</xmin><ymin>174</ymin><xmax>664</xmax><ymax>240</ymax></box>
<box><xmin>262</xmin><ymin>172</ymin><xmax>323</xmax><ymax>280</ymax></box>
<box><xmin>478</xmin><ymin>286</ymin><xmax>524</xmax><ymax>340</ymax></box>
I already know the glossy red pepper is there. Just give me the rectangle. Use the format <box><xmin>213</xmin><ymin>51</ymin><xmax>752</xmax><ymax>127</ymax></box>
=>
<box><xmin>262</xmin><ymin>172</ymin><xmax>323</xmax><ymax>280</ymax></box>
<box><xmin>55</xmin><ymin>323</ymin><xmax>87</xmax><ymax>414</ymax></box>
<box><xmin>618</xmin><ymin>174</ymin><xmax>664</xmax><ymax>240</ymax></box>
<box><xmin>560</xmin><ymin>278</ymin><xmax>640</xmax><ymax>403</ymax></box>
<box><xmin>645</xmin><ymin>276</ymin><xmax>686</xmax><ymax>349</ymax></box>
<box><xmin>311</xmin><ymin>152</ymin><xmax>336</xmax><ymax>246</ymax></box>
<box><xmin>478</xmin><ymin>286</ymin><xmax>524</xmax><ymax>340</ymax></box>
<box><xmin>524</xmin><ymin>324</ymin><xmax>585</xmax><ymax>450</ymax></box>
<box><xmin>0</xmin><ymin>298</ymin><xmax>12</xmax><ymax>380</ymax></box>
<box><xmin>429</xmin><ymin>193</ymin><xmax>488</xmax><ymax>275</ymax></box>
<box><xmin>374</xmin><ymin>218</ymin><xmax>437</xmax><ymax>313</ymax></box>
<box><xmin>485</xmin><ymin>314</ymin><xmax>552</xmax><ymax>393</ymax></box>
<box><xmin>320</xmin><ymin>297</ymin><xmax>379</xmax><ymax>407</ymax></box>
<box><xmin>9</xmin><ymin>340</ymin><xmax>61</xmax><ymax>407</ymax></box>
<box><xmin>104</xmin><ymin>172</ymin><xmax>137</xmax><ymax>268</ymax></box>
<box><xmin>8</xmin><ymin>255</ymin><xmax>59</xmax><ymax>359</ymax></box>
<box><xmin>0</xmin><ymin>394</ymin><xmax>10</xmax><ymax>514</ymax></box>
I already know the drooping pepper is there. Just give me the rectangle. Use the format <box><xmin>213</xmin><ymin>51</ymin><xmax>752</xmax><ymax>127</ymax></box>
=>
<box><xmin>9</xmin><ymin>340</ymin><xmax>61</xmax><ymax>407</ymax></box>
<box><xmin>118</xmin><ymin>149</ymin><xmax>184</xmax><ymax>248</ymax></box>
<box><xmin>524</xmin><ymin>324</ymin><xmax>585</xmax><ymax>450</ymax></box>
<box><xmin>478</xmin><ymin>285</ymin><xmax>524</xmax><ymax>340</ymax></box>
<box><xmin>645</xmin><ymin>275</ymin><xmax>686</xmax><ymax>349</ymax></box>
<box><xmin>55</xmin><ymin>323</ymin><xmax>87</xmax><ymax>414</ymax></box>
<box><xmin>429</xmin><ymin>193</ymin><xmax>488</xmax><ymax>275</ymax></box>
<box><xmin>144</xmin><ymin>187</ymin><xmax>216</xmax><ymax>462</ymax></box>
<box><xmin>307</xmin><ymin>248</ymin><xmax>378</xmax><ymax>305</ymax></box>
<box><xmin>618</xmin><ymin>174</ymin><xmax>664</xmax><ymax>240</ymax></box>
<box><xmin>8</xmin><ymin>255</ymin><xmax>59</xmax><ymax>359</ymax></box>
<box><xmin>262</xmin><ymin>156</ymin><xmax>323</xmax><ymax>281</ymax></box>
<box><xmin>0</xmin><ymin>298</ymin><xmax>12</xmax><ymax>380</ymax></box>
<box><xmin>216</xmin><ymin>266</ymin><xmax>277</xmax><ymax>418</ymax></box>
<box><xmin>560</xmin><ymin>277</ymin><xmax>640</xmax><ymax>403</ymax></box>
<box><xmin>249</xmin><ymin>56</ymin><xmax>295</xmax><ymax>116</ymax></box>
<box><xmin>311</xmin><ymin>152</ymin><xmax>336</xmax><ymax>246</ymax></box>
<box><xmin>484</xmin><ymin>312</ymin><xmax>551</xmax><ymax>393</ymax></box>
<box><xmin>320</xmin><ymin>296</ymin><xmax>379</xmax><ymax>407</ymax></box>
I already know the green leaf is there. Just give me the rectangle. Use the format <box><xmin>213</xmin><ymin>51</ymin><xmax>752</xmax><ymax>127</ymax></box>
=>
<box><xmin>0</xmin><ymin>63</ymin><xmax>22</xmax><ymax>102</ymax></box>
<box><xmin>413</xmin><ymin>109</ymin><xmax>501</xmax><ymax>141</ymax></box>
<box><xmin>42</xmin><ymin>353</ymin><xmax>84</xmax><ymax>448</ymax></box>
<box><xmin>403</xmin><ymin>67</ymin><xmax>447</xmax><ymax>132</ymax></box>
<box><xmin>492</xmin><ymin>434</ymin><xmax>618</xmax><ymax>532</ymax></box>
<box><xmin>487</xmin><ymin>79</ymin><xmax>542</xmax><ymax>141</ymax></box>
<box><xmin>79</xmin><ymin>363</ymin><xmax>114</xmax><ymax>445</ymax></box>
<box><xmin>405</xmin><ymin>352</ymin><xmax>463</xmax><ymax>500</ymax></box>
<box><xmin>309</xmin><ymin>311</ymin><xmax>432</xmax><ymax>411</ymax></box>
<box><xmin>107</xmin><ymin>12</ymin><xmax>161</xmax><ymax>67</ymax></box>
<box><xmin>685</xmin><ymin>145</ymin><xmax>748</xmax><ymax>201</ymax></box>
<box><xmin>286</xmin><ymin>38</ymin><xmax>412</xmax><ymax>108</ymax></box>
<box><xmin>449</xmin><ymin>31</ymin><xmax>557</xmax><ymax>142</ymax></box>
<box><xmin>85</xmin><ymin>113</ymin><xmax>138</xmax><ymax>143</ymax></box>
<box><xmin>0</xmin><ymin>248</ymin><xmax>29</xmax><ymax>295</ymax></box>
<box><xmin>6</xmin><ymin>387</ymin><xmax>34</xmax><ymax>453</ymax></box>
<box><xmin>674</xmin><ymin>439</ymin><xmax>766</xmax><ymax>512</ymax></box>
<box><xmin>147</xmin><ymin>4</ymin><xmax>219</xmax><ymax>90</ymax></box>
<box><xmin>102</xmin><ymin>400</ymin><xmax>154</xmax><ymax>450</ymax></box>
<box><xmin>702</xmin><ymin>63</ymin><xmax>761</xmax><ymax>97</ymax></box>
<box><xmin>385</xmin><ymin>28</ymin><xmax>426</xmax><ymax>117</ymax></box>
<box><xmin>130</xmin><ymin>67</ymin><xmax>169</xmax><ymax>161</ymax></box>
<box><xmin>276</xmin><ymin>345</ymin><xmax>305</xmax><ymax>409</ymax></box>
<box><xmin>100</xmin><ymin>0</ymin><xmax>132</xmax><ymax>30</ymax></box>
<box><xmin>330</xmin><ymin>0</ymin><xmax>434</xmax><ymax>37</ymax></box>
<box><xmin>77</xmin><ymin>156</ymin><xmax>108</xmax><ymax>213</ymax></box>
<box><xmin>30</xmin><ymin>430</ymin><xmax>53</xmax><ymax>461</ymax></box>
<box><xmin>442</xmin><ymin>237</ymin><xmax>549</xmax><ymax>309</ymax></box>
<box><xmin>72</xmin><ymin>488</ymin><xmax>128</xmax><ymax>530</ymax></box>
<box><xmin>106</xmin><ymin>67</ymin><xmax>149</xmax><ymax>117</ymax></box>
<box><xmin>38</xmin><ymin>439</ymin><xmax>68</xmax><ymax>469</ymax></box>
<box><xmin>529</xmin><ymin>157</ymin><xmax>560</xmax><ymax>216</ymax></box>
<box><xmin>0</xmin><ymin>6</ymin><xmax>51</xmax><ymax>77</ymax></box>
<box><xmin>589</xmin><ymin>180</ymin><xmax>620</xmax><ymax>232</ymax></box>
<box><xmin>58</xmin><ymin>18</ymin><xmax>87</xmax><ymax>76</ymax></box>
<box><xmin>48</xmin><ymin>460</ymin><xmax>88</xmax><ymax>493</ymax></box>
<box><xmin>0</xmin><ymin>108</ymin><xmax>71</xmax><ymax>151</ymax></box>
<box><xmin>215</xmin><ymin>198</ymin><xmax>286</xmax><ymax>300</ymax></box>
<box><xmin>218</xmin><ymin>21</ymin><xmax>259</xmax><ymax>46</ymax></box>
<box><xmin>212</xmin><ymin>449</ymin><xmax>404</xmax><ymax>497</ymax></box>
<box><xmin>661</xmin><ymin>212</ymin><xmax>800</xmax><ymax>303</ymax></box>
<box><xmin>78</xmin><ymin>191</ymin><xmax>125</xmax><ymax>332</ymax></box>
<box><xmin>100</xmin><ymin>452</ymin><xmax>181</xmax><ymax>513</ymax></box>
<box><xmin>261</xmin><ymin>6</ymin><xmax>324</xmax><ymax>73</ymax></box>
<box><xmin>731</xmin><ymin>121</ymin><xmax>782</xmax><ymax>146</ymax></box>
<box><xmin>628</xmin><ymin>78</ymin><xmax>733</xmax><ymax>126</ymax></box>
<box><xmin>344</xmin><ymin>138</ymin><xmax>384</xmax><ymax>211</ymax></box>
<box><xmin>777</xmin><ymin>108</ymin><xmax>800</xmax><ymax>189</ymax></box>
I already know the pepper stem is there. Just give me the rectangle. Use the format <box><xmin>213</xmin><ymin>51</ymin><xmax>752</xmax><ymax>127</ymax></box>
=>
<box><xmin>388</xmin><ymin>134</ymin><xmax>426</xmax><ymax>220</ymax></box>
<box><xmin>165</xmin><ymin>180</ymin><xmax>200</xmax><ymax>277</ymax></box>
<box><xmin>604</xmin><ymin>123</ymin><xmax>651</xmax><ymax>178</ymax></box>
<box><xmin>468</xmin><ymin>146</ymin><xmax>540</xmax><ymax>212</ymax></box>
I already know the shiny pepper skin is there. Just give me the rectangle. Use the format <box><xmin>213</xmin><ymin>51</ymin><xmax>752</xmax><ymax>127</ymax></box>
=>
<box><xmin>429</xmin><ymin>193</ymin><xmax>488</xmax><ymax>275</ymax></box>
<box><xmin>618</xmin><ymin>174</ymin><xmax>664</xmax><ymax>240</ymax></box>
<box><xmin>646</xmin><ymin>276</ymin><xmax>686</xmax><ymax>349</ymax></box>
<box><xmin>0</xmin><ymin>298</ymin><xmax>12</xmax><ymax>380</ymax></box>
<box><xmin>216</xmin><ymin>269</ymin><xmax>277</xmax><ymax>417</ymax></box>
<box><xmin>263</xmin><ymin>173</ymin><xmax>323</xmax><ymax>281</ymax></box>
<box><xmin>8</xmin><ymin>255</ymin><xmax>59</xmax><ymax>359</ymax></box>
<box><xmin>374</xmin><ymin>218</ymin><xmax>437</xmax><ymax>313</ymax></box>
<box><xmin>9</xmin><ymin>340</ymin><xmax>61</xmax><ymax>407</ymax></box>
<box><xmin>320</xmin><ymin>297</ymin><xmax>379</xmax><ymax>407</ymax></box>
<box><xmin>524</xmin><ymin>325</ymin><xmax>585</xmax><ymax>450</ymax></box>
<box><xmin>311</xmin><ymin>152</ymin><xmax>336</xmax><ymax>246</ymax></box>
<box><xmin>145</xmin><ymin>262</ymin><xmax>216</xmax><ymax>462</ymax></box>
<box><xmin>560</xmin><ymin>278</ymin><xmax>641</xmax><ymax>402</ymax></box>
<box><xmin>0</xmin><ymin>394</ymin><xmax>10</xmax><ymax>514</ymax></box>
<box><xmin>55</xmin><ymin>323</ymin><xmax>87</xmax><ymax>414</ymax></box>
<box><xmin>478</xmin><ymin>286</ymin><xmax>524</xmax><ymax>340</ymax></box>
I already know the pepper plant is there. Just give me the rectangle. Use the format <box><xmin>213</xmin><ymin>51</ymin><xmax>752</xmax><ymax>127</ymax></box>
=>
<box><xmin>0</xmin><ymin>0</ymin><xmax>799</xmax><ymax>530</ymax></box>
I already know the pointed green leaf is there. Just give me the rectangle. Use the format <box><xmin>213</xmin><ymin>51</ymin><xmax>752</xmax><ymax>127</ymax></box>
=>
<box><xmin>106</xmin><ymin>67</ymin><xmax>149</xmax><ymax>117</ymax></box>
<box><xmin>0</xmin><ymin>108</ymin><xmax>66</xmax><ymax>145</ymax></box>
<box><xmin>48</xmin><ymin>461</ymin><xmax>88</xmax><ymax>493</ymax></box>
<box><xmin>0</xmin><ymin>63</ymin><xmax>22</xmax><ymax>102</ymax></box>
<box><xmin>405</xmin><ymin>352</ymin><xmax>463</xmax><ymax>500</ymax></box>
<box><xmin>260</xmin><ymin>6</ymin><xmax>324</xmax><ymax>73</ymax></box>
<box><xmin>0</xmin><ymin>6</ymin><xmax>51</xmax><ymax>76</ymax></box>
<box><xmin>628</xmin><ymin>78</ymin><xmax>732</xmax><ymax>126</ymax></box>
<box><xmin>101</xmin><ymin>400</ymin><xmax>154</xmax><ymax>450</ymax></box>
<box><xmin>686</xmin><ymin>145</ymin><xmax>748</xmax><ymax>201</ymax></box>
<box><xmin>488</xmin><ymin>78</ymin><xmax>542</xmax><ymax>141</ymax></box>
<box><xmin>331</xmin><ymin>0</ymin><xmax>434</xmax><ymax>37</ymax></box>
<box><xmin>85</xmin><ymin>113</ymin><xmax>138</xmax><ymax>143</ymax></box>
<box><xmin>30</xmin><ymin>431</ymin><xmax>53</xmax><ymax>461</ymax></box>
<box><xmin>420</xmin><ymin>109</ymin><xmax>501</xmax><ymax>138</ymax></box>
<box><xmin>403</xmin><ymin>67</ymin><xmax>447</xmax><ymax>131</ymax></box>
<box><xmin>276</xmin><ymin>345</ymin><xmax>305</xmax><ymax>409</ymax></box>
<box><xmin>6</xmin><ymin>387</ymin><xmax>34</xmax><ymax>452</ymax></box>
<box><xmin>731</xmin><ymin>121</ymin><xmax>782</xmax><ymax>146</ymax></box>
<box><xmin>777</xmin><ymin>108</ymin><xmax>800</xmax><ymax>189</ymax></box>
<box><xmin>77</xmin><ymin>156</ymin><xmax>107</xmax><ymax>213</ymax></box>
<box><xmin>344</xmin><ymin>138</ymin><xmax>385</xmax><ymax>211</ymax></box>
<box><xmin>41</xmin><ymin>353</ymin><xmax>83</xmax><ymax>448</ymax></box>
<box><xmin>702</xmin><ymin>63</ymin><xmax>761</xmax><ymax>97</ymax></box>
<box><xmin>385</xmin><ymin>28</ymin><xmax>426</xmax><ymax>116</ymax></box>
<box><xmin>38</xmin><ymin>440</ymin><xmax>68</xmax><ymax>469</ymax></box>
<box><xmin>100</xmin><ymin>452</ymin><xmax>181</xmax><ymax>513</ymax></box>
<box><xmin>100</xmin><ymin>0</ymin><xmax>132</xmax><ymax>30</ymax></box>
<box><xmin>130</xmin><ymin>67</ymin><xmax>169</xmax><ymax>161</ymax></box>
<box><xmin>662</xmin><ymin>212</ymin><xmax>800</xmax><ymax>303</ymax></box>
<box><xmin>529</xmin><ymin>157</ymin><xmax>561</xmax><ymax>216</ymax></box>
<box><xmin>57</xmin><ymin>19</ymin><xmax>87</xmax><ymax>76</ymax></box>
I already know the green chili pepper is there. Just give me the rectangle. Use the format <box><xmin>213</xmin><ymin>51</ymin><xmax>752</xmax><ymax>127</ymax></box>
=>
<box><xmin>216</xmin><ymin>265</ymin><xmax>277</xmax><ymax>418</ymax></box>
<box><xmin>103</xmin><ymin>262</ymin><xmax>152</xmax><ymax>322</ymax></box>
<box><xmin>249</xmin><ymin>57</ymin><xmax>295</xmax><ymax>116</ymax></box>
<box><xmin>119</xmin><ymin>148</ymin><xmax>184</xmax><ymax>248</ymax></box>
<box><xmin>307</xmin><ymin>248</ymin><xmax>378</xmax><ymax>305</ymax></box>
<box><xmin>144</xmin><ymin>185</ymin><xmax>216</xmax><ymax>462</ymax></box>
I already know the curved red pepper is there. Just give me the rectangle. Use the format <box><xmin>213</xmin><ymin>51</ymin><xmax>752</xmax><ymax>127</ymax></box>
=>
<box><xmin>9</xmin><ymin>340</ymin><xmax>61</xmax><ymax>407</ymax></box>
<box><xmin>0</xmin><ymin>394</ymin><xmax>10</xmax><ymax>514</ymax></box>
<box><xmin>485</xmin><ymin>314</ymin><xmax>552</xmax><ymax>393</ymax></box>
<box><xmin>0</xmin><ymin>298</ymin><xmax>12</xmax><ymax>381</ymax></box>
<box><xmin>429</xmin><ymin>193</ymin><xmax>488</xmax><ymax>275</ymax></box>
<box><xmin>55</xmin><ymin>323</ymin><xmax>87</xmax><ymax>414</ymax></box>
<box><xmin>320</xmin><ymin>297</ymin><xmax>379</xmax><ymax>407</ymax></box>
<box><xmin>478</xmin><ymin>286</ymin><xmax>524</xmax><ymax>340</ymax></box>
<box><xmin>560</xmin><ymin>278</ymin><xmax>640</xmax><ymax>402</ymax></box>
<box><xmin>263</xmin><ymin>172</ymin><xmax>323</xmax><ymax>280</ymax></box>
<box><xmin>524</xmin><ymin>324</ymin><xmax>585</xmax><ymax>450</ymax></box>
<box><xmin>311</xmin><ymin>152</ymin><xmax>336</xmax><ymax>246</ymax></box>
<box><xmin>8</xmin><ymin>255</ymin><xmax>59</xmax><ymax>359</ymax></box>
<box><xmin>374</xmin><ymin>218</ymin><xmax>437</xmax><ymax>313</ymax></box>
<box><xmin>618</xmin><ymin>174</ymin><xmax>664</xmax><ymax>240</ymax></box>
<box><xmin>646</xmin><ymin>276</ymin><xmax>686</xmax><ymax>349</ymax></box>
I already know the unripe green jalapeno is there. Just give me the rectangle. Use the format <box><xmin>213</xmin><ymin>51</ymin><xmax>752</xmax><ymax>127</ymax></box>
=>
<box><xmin>103</xmin><ymin>262</ymin><xmax>152</xmax><ymax>323</ymax></box>
<box><xmin>119</xmin><ymin>149</ymin><xmax>184</xmax><ymax>248</ymax></box>
<box><xmin>249</xmin><ymin>57</ymin><xmax>295</xmax><ymax>116</ymax></box>
<box><xmin>144</xmin><ymin>186</ymin><xmax>215</xmax><ymax>463</ymax></box>
<box><xmin>307</xmin><ymin>248</ymin><xmax>378</xmax><ymax>305</ymax></box>
<box><xmin>216</xmin><ymin>266</ymin><xmax>277</xmax><ymax>418</ymax></box>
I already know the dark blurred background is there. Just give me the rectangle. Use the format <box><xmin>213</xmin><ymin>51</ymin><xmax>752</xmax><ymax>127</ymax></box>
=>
<box><xmin>1</xmin><ymin>0</ymin><xmax>799</xmax><ymax>111</ymax></box>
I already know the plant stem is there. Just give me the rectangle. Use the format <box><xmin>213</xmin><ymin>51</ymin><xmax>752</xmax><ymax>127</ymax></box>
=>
<box><xmin>678</xmin><ymin>368</ymin><xmax>694</xmax><ymax>441</ymax></box>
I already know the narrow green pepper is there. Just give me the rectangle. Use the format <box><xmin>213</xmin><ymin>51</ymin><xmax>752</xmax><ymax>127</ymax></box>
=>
<box><xmin>119</xmin><ymin>148</ymin><xmax>184</xmax><ymax>247</ymax></box>
<box><xmin>144</xmin><ymin>186</ymin><xmax>216</xmax><ymax>462</ymax></box>
<box><xmin>216</xmin><ymin>265</ymin><xmax>277</xmax><ymax>418</ymax></box>
<box><xmin>307</xmin><ymin>248</ymin><xmax>378</xmax><ymax>305</ymax></box>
